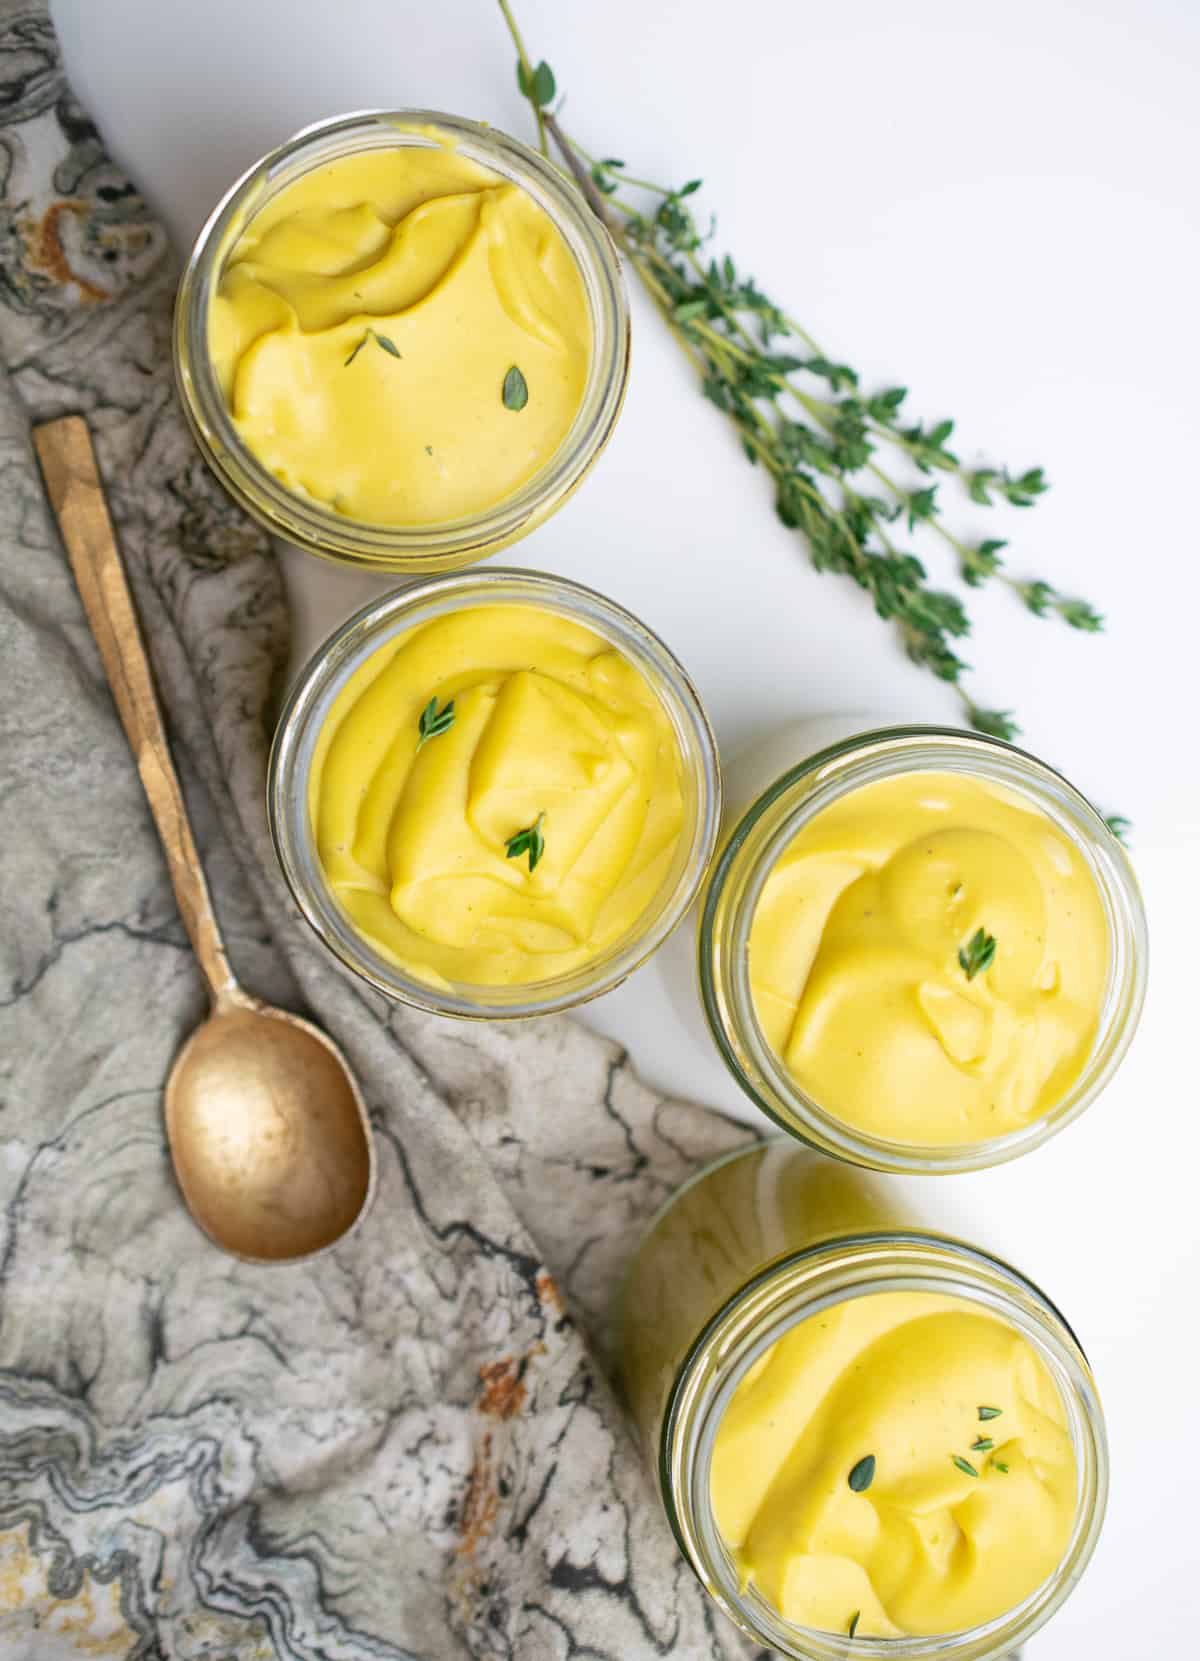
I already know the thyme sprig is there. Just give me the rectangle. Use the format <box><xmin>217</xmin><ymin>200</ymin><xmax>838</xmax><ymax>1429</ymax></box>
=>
<box><xmin>505</xmin><ymin>812</ymin><xmax>546</xmax><ymax>872</ymax></box>
<box><xmin>496</xmin><ymin>6</ymin><xmax>1107</xmax><ymax>744</ymax></box>
<box><xmin>416</xmin><ymin>696</ymin><xmax>455</xmax><ymax>749</ymax></box>
<box><xmin>344</xmin><ymin>327</ymin><xmax>401</xmax><ymax>367</ymax></box>
<box><xmin>958</xmin><ymin>927</ymin><xmax>998</xmax><ymax>981</ymax></box>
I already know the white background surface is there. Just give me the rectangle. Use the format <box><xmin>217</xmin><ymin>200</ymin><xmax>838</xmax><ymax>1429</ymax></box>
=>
<box><xmin>52</xmin><ymin>1</ymin><xmax>1200</xmax><ymax>1653</ymax></box>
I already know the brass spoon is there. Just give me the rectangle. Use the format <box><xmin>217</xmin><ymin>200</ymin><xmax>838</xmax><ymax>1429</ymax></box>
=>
<box><xmin>34</xmin><ymin>415</ymin><xmax>374</xmax><ymax>1262</ymax></box>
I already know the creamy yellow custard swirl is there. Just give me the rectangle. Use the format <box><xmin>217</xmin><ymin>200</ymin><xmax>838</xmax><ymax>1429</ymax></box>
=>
<box><xmin>210</xmin><ymin>140</ymin><xmax>591</xmax><ymax>525</ymax></box>
<box><xmin>749</xmin><ymin>772</ymin><xmax>1108</xmax><ymax>1145</ymax></box>
<box><xmin>310</xmin><ymin>605</ymin><xmax>685</xmax><ymax>988</ymax></box>
<box><xmin>711</xmin><ymin>1291</ymin><xmax>1077</xmax><ymax>1637</ymax></box>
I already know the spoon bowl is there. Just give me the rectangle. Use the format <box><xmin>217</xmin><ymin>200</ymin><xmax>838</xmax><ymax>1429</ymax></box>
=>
<box><xmin>166</xmin><ymin>997</ymin><xmax>373</xmax><ymax>1262</ymax></box>
<box><xmin>35</xmin><ymin>414</ymin><xmax>376</xmax><ymax>1262</ymax></box>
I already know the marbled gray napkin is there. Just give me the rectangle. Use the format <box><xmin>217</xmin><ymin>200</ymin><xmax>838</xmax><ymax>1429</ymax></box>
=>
<box><xmin>0</xmin><ymin>6</ymin><xmax>761</xmax><ymax>1656</ymax></box>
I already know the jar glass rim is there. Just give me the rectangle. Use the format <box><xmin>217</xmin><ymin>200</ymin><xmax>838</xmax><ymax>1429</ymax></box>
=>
<box><xmin>698</xmin><ymin>725</ymin><xmax>1148</xmax><ymax>1174</ymax></box>
<box><xmin>173</xmin><ymin>108</ymin><xmax>630</xmax><ymax>570</ymax></box>
<box><xmin>660</xmin><ymin>1227</ymin><xmax>1109</xmax><ymax>1660</ymax></box>
<box><xmin>268</xmin><ymin>566</ymin><xmax>722</xmax><ymax>1018</ymax></box>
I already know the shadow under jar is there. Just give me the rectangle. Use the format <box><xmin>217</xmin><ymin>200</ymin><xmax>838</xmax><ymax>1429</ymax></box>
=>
<box><xmin>699</xmin><ymin>726</ymin><xmax>1147</xmax><ymax>1175</ymax></box>
<box><xmin>617</xmin><ymin>1139</ymin><xmax>1108</xmax><ymax>1660</ymax></box>
<box><xmin>269</xmin><ymin>569</ymin><xmax>721</xmax><ymax>1018</ymax></box>
<box><xmin>174</xmin><ymin>109</ymin><xmax>630</xmax><ymax>571</ymax></box>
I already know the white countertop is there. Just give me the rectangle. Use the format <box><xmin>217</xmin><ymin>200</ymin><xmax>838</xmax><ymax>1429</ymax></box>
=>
<box><xmin>52</xmin><ymin>0</ymin><xmax>1200</xmax><ymax>1653</ymax></box>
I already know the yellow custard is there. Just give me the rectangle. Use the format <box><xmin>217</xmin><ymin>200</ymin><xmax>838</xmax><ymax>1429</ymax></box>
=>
<box><xmin>711</xmin><ymin>1290</ymin><xmax>1077</xmax><ymax>1637</ymax></box>
<box><xmin>310</xmin><ymin>604</ymin><xmax>685</xmax><ymax>987</ymax></box>
<box><xmin>209</xmin><ymin>138</ymin><xmax>591</xmax><ymax>524</ymax></box>
<box><xmin>749</xmin><ymin>772</ymin><xmax>1108</xmax><ymax>1145</ymax></box>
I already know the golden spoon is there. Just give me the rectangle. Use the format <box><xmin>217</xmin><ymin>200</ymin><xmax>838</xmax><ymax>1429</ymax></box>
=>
<box><xmin>34</xmin><ymin>415</ymin><xmax>374</xmax><ymax>1263</ymax></box>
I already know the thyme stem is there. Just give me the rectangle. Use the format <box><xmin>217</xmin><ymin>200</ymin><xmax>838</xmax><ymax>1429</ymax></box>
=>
<box><xmin>495</xmin><ymin>2</ymin><xmax>1108</xmax><ymax>746</ymax></box>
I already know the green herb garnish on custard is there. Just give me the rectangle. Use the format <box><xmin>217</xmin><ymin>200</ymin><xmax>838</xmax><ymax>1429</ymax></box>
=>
<box><xmin>505</xmin><ymin>811</ymin><xmax>546</xmax><ymax>872</ymax></box>
<box><xmin>502</xmin><ymin>364</ymin><xmax>529</xmax><ymax>411</ymax></box>
<box><xmin>416</xmin><ymin>696</ymin><xmax>455</xmax><ymax>749</ymax></box>
<box><xmin>345</xmin><ymin>328</ymin><xmax>401</xmax><ymax>366</ymax></box>
<box><xmin>958</xmin><ymin>928</ymin><xmax>997</xmax><ymax>981</ymax></box>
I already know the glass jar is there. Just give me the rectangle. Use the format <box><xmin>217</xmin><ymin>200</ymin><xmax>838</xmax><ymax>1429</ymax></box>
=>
<box><xmin>269</xmin><ymin>568</ymin><xmax>721</xmax><ymax>1018</ymax></box>
<box><xmin>699</xmin><ymin>725</ymin><xmax>1148</xmax><ymax>1174</ymax></box>
<box><xmin>617</xmin><ymin>1139</ymin><xmax>1108</xmax><ymax>1661</ymax></box>
<box><xmin>174</xmin><ymin>109</ymin><xmax>630</xmax><ymax>571</ymax></box>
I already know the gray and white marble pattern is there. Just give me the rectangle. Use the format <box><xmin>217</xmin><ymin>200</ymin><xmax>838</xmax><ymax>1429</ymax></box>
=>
<box><xmin>0</xmin><ymin>5</ymin><xmax>762</xmax><ymax>1655</ymax></box>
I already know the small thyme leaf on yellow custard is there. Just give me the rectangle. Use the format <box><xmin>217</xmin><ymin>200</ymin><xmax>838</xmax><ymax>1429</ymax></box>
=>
<box><xmin>416</xmin><ymin>696</ymin><xmax>455</xmax><ymax>749</ymax></box>
<box><xmin>978</xmin><ymin>1405</ymin><xmax>1002</xmax><ymax>1421</ymax></box>
<box><xmin>971</xmin><ymin>1437</ymin><xmax>995</xmax><ymax>1452</ymax></box>
<box><xmin>958</xmin><ymin>927</ymin><xmax>997</xmax><ymax>981</ymax></box>
<box><xmin>993</xmin><ymin>1460</ymin><xmax>1010</xmax><ymax>1473</ymax></box>
<box><xmin>505</xmin><ymin>811</ymin><xmax>546</xmax><ymax>871</ymax></box>
<box><xmin>502</xmin><ymin>364</ymin><xmax>529</xmax><ymax>411</ymax></box>
<box><xmin>848</xmin><ymin>1611</ymin><xmax>861</xmax><ymax>1638</ymax></box>
<box><xmin>345</xmin><ymin>328</ymin><xmax>401</xmax><ymax>366</ymax></box>
<box><xmin>847</xmin><ymin>1454</ymin><xmax>876</xmax><ymax>1493</ymax></box>
<box><xmin>952</xmin><ymin>1455</ymin><xmax>980</xmax><ymax>1478</ymax></box>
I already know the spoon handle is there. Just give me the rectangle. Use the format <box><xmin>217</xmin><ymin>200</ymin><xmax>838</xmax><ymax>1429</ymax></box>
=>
<box><xmin>34</xmin><ymin>415</ymin><xmax>247</xmax><ymax>1012</ymax></box>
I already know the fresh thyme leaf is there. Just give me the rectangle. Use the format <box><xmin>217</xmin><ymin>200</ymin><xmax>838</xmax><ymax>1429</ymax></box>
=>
<box><xmin>1104</xmin><ymin>814</ymin><xmax>1132</xmax><ymax>845</ymax></box>
<box><xmin>517</xmin><ymin>56</ymin><xmax>556</xmax><ymax>106</ymax></box>
<box><xmin>993</xmin><ymin>1460</ymin><xmax>1010</xmax><ymax>1473</ymax></box>
<box><xmin>505</xmin><ymin>811</ymin><xmax>546</xmax><ymax>872</ymax></box>
<box><xmin>963</xmin><ymin>706</ymin><xmax>1020</xmax><ymax>742</ymax></box>
<box><xmin>907</xmin><ymin>485</ymin><xmax>939</xmax><ymax>530</ymax></box>
<box><xmin>978</xmin><ymin>1405</ymin><xmax>1003</xmax><ymax>1421</ymax></box>
<box><xmin>968</xmin><ymin>465</ymin><xmax>1049</xmax><ymax>507</ymax></box>
<box><xmin>1058</xmin><ymin>597</ymin><xmax>1105</xmax><ymax>631</ymax></box>
<box><xmin>958</xmin><ymin>927</ymin><xmax>997</xmax><ymax>981</ymax></box>
<box><xmin>416</xmin><ymin>696</ymin><xmax>455</xmax><ymax>749</ymax></box>
<box><xmin>962</xmin><ymin>538</ymin><xmax>1007</xmax><ymax>588</ymax></box>
<box><xmin>503</xmin><ymin>364</ymin><xmax>529</xmax><ymax>411</ymax></box>
<box><xmin>345</xmin><ymin>328</ymin><xmax>401</xmax><ymax>366</ymax></box>
<box><xmin>952</xmin><ymin>1456</ymin><xmax>980</xmax><ymax>1478</ymax></box>
<box><xmin>1003</xmin><ymin>465</ymin><xmax>1049</xmax><ymax>507</ymax></box>
<box><xmin>847</xmin><ymin>1455</ymin><xmax>876</xmax><ymax>1493</ymax></box>
<box><xmin>496</xmin><ymin>0</ymin><xmax>1109</xmax><ymax>744</ymax></box>
<box><xmin>848</xmin><ymin>1611</ymin><xmax>861</xmax><ymax>1638</ymax></box>
<box><xmin>971</xmin><ymin>1437</ymin><xmax>995</xmax><ymax>1452</ymax></box>
<box><xmin>532</xmin><ymin>60</ymin><xmax>556</xmax><ymax>106</ymax></box>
